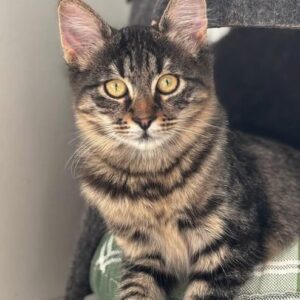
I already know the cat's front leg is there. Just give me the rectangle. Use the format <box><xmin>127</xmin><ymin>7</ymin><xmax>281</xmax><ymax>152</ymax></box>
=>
<box><xmin>183</xmin><ymin>247</ymin><xmax>249</xmax><ymax>300</ymax></box>
<box><xmin>118</xmin><ymin>257</ymin><xmax>177</xmax><ymax>300</ymax></box>
<box><xmin>183</xmin><ymin>274</ymin><xmax>236</xmax><ymax>300</ymax></box>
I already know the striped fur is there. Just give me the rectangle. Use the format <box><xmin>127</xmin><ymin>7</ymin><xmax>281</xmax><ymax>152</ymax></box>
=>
<box><xmin>58</xmin><ymin>1</ymin><xmax>300</xmax><ymax>299</ymax></box>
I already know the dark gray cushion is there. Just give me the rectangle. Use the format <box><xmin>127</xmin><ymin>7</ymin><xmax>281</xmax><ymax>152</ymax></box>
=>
<box><xmin>130</xmin><ymin>0</ymin><xmax>300</xmax><ymax>29</ymax></box>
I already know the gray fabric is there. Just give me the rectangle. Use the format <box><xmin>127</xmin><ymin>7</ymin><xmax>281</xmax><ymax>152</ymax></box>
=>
<box><xmin>208</xmin><ymin>0</ymin><xmax>300</xmax><ymax>29</ymax></box>
<box><xmin>130</xmin><ymin>0</ymin><xmax>300</xmax><ymax>29</ymax></box>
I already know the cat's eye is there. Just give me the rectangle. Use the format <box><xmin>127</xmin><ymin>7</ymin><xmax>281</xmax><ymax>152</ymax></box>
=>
<box><xmin>105</xmin><ymin>79</ymin><xmax>128</xmax><ymax>98</ymax></box>
<box><xmin>157</xmin><ymin>74</ymin><xmax>179</xmax><ymax>95</ymax></box>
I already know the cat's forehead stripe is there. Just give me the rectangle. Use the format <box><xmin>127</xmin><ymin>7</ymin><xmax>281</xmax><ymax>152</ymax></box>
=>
<box><xmin>108</xmin><ymin>64</ymin><xmax>122</xmax><ymax>77</ymax></box>
<box><xmin>106</xmin><ymin>29</ymin><xmax>181</xmax><ymax>84</ymax></box>
<box><xmin>110</xmin><ymin>54</ymin><xmax>169</xmax><ymax>83</ymax></box>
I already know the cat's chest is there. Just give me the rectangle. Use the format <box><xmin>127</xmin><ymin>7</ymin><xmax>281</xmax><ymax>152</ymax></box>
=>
<box><xmin>109</xmin><ymin>199</ymin><xmax>192</xmax><ymax>273</ymax></box>
<box><xmin>92</xmin><ymin>191</ymin><xmax>221</xmax><ymax>274</ymax></box>
<box><xmin>155</xmin><ymin>221</ymin><xmax>191</xmax><ymax>274</ymax></box>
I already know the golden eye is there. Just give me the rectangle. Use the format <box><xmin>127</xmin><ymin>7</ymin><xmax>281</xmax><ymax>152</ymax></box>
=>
<box><xmin>157</xmin><ymin>74</ymin><xmax>179</xmax><ymax>95</ymax></box>
<box><xmin>105</xmin><ymin>79</ymin><xmax>127</xmax><ymax>98</ymax></box>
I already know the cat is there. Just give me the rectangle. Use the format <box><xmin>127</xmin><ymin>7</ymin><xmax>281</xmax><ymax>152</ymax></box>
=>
<box><xmin>58</xmin><ymin>0</ymin><xmax>300</xmax><ymax>299</ymax></box>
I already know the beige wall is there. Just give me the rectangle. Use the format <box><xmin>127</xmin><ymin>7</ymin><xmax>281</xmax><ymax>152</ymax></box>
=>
<box><xmin>0</xmin><ymin>1</ymin><xmax>130</xmax><ymax>299</ymax></box>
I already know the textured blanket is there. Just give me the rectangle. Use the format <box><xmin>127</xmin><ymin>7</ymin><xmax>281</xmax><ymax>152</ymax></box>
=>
<box><xmin>90</xmin><ymin>234</ymin><xmax>300</xmax><ymax>300</ymax></box>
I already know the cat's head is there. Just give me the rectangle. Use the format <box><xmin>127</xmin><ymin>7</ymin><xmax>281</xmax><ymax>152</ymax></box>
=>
<box><xmin>58</xmin><ymin>0</ymin><xmax>217</xmax><ymax>152</ymax></box>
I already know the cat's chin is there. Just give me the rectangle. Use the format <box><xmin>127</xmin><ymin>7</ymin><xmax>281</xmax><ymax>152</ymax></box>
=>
<box><xmin>120</xmin><ymin>135</ymin><xmax>167</xmax><ymax>151</ymax></box>
<box><xmin>139</xmin><ymin>132</ymin><xmax>151</xmax><ymax>141</ymax></box>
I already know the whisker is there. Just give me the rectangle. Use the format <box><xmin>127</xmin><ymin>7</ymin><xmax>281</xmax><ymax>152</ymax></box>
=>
<box><xmin>161</xmin><ymin>122</ymin><xmax>177</xmax><ymax>127</ymax></box>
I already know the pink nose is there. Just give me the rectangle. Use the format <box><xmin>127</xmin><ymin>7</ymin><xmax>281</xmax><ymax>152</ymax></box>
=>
<box><xmin>133</xmin><ymin>117</ymin><xmax>154</xmax><ymax>130</ymax></box>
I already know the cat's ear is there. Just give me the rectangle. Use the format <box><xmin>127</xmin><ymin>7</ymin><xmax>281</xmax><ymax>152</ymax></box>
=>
<box><xmin>58</xmin><ymin>0</ymin><xmax>112</xmax><ymax>69</ymax></box>
<box><xmin>158</xmin><ymin>0</ymin><xmax>208</xmax><ymax>55</ymax></box>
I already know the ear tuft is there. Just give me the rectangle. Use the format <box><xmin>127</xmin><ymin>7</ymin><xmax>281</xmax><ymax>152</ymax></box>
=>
<box><xmin>159</xmin><ymin>0</ymin><xmax>208</xmax><ymax>55</ymax></box>
<box><xmin>58</xmin><ymin>0</ymin><xmax>111</xmax><ymax>69</ymax></box>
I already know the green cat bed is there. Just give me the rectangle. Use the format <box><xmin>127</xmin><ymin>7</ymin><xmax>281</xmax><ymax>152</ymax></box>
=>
<box><xmin>90</xmin><ymin>234</ymin><xmax>300</xmax><ymax>300</ymax></box>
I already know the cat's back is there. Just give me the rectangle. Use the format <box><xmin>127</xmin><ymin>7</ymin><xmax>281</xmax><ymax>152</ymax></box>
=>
<box><xmin>234</xmin><ymin>131</ymin><xmax>300</xmax><ymax>251</ymax></box>
<box><xmin>236</xmin><ymin>131</ymin><xmax>300</xmax><ymax>178</ymax></box>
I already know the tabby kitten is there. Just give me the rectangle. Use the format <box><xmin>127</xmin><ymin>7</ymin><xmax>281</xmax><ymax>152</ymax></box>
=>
<box><xmin>58</xmin><ymin>0</ymin><xmax>300</xmax><ymax>299</ymax></box>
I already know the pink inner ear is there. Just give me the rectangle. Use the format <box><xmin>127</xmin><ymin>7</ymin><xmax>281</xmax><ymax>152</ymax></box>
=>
<box><xmin>62</xmin><ymin>27</ymin><xmax>82</xmax><ymax>55</ymax></box>
<box><xmin>59</xmin><ymin>3</ymin><xmax>102</xmax><ymax>58</ymax></box>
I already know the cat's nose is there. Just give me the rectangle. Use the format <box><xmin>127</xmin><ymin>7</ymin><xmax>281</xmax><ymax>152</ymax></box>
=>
<box><xmin>133</xmin><ymin>117</ymin><xmax>155</xmax><ymax>131</ymax></box>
